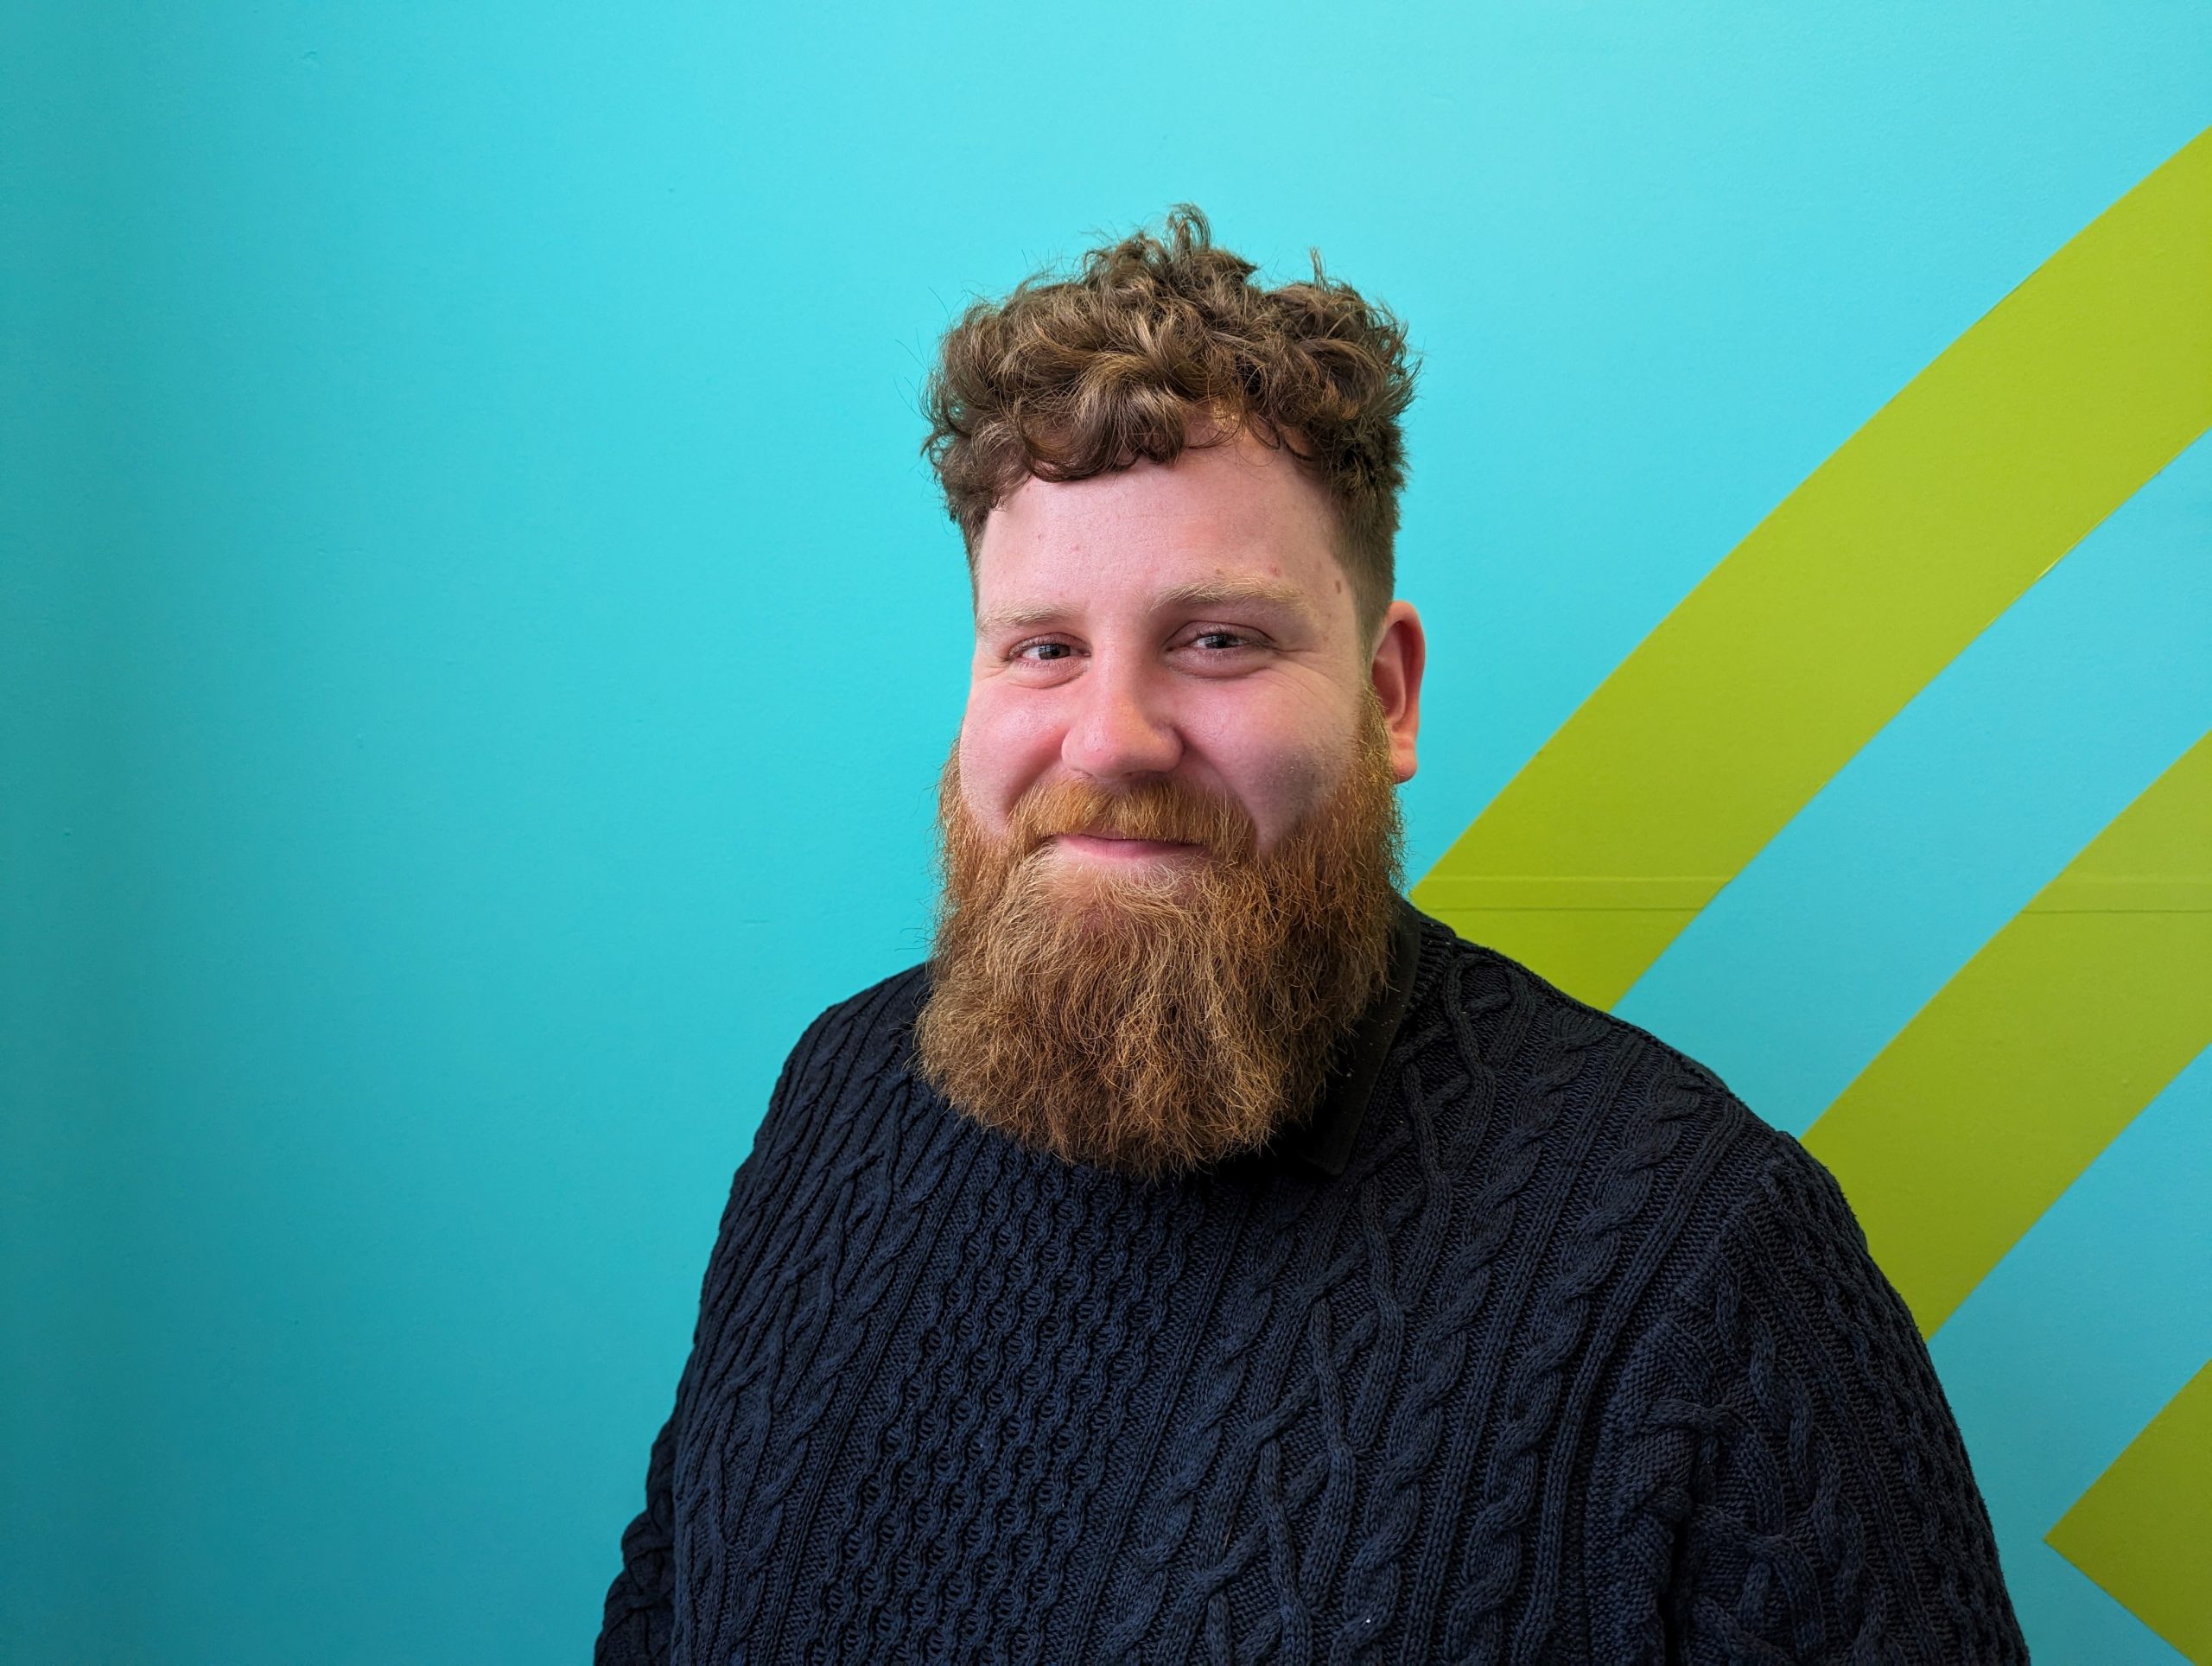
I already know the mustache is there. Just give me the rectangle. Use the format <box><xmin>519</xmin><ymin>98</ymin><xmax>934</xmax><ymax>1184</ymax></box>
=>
<box><xmin>1007</xmin><ymin>776</ymin><xmax>1258</xmax><ymax>861</ymax></box>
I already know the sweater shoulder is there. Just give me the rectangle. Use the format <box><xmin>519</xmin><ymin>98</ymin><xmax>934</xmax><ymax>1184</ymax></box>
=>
<box><xmin>1412</xmin><ymin>925</ymin><xmax>1924</xmax><ymax>1377</ymax></box>
<box><xmin>747</xmin><ymin>960</ymin><xmax>932</xmax><ymax>1165</ymax></box>
<box><xmin>1420</xmin><ymin>924</ymin><xmax>1925</xmax><ymax>1393</ymax></box>
<box><xmin>785</xmin><ymin>959</ymin><xmax>932</xmax><ymax>1074</ymax></box>
<box><xmin>1413</xmin><ymin>913</ymin><xmax>1788</xmax><ymax>1183</ymax></box>
<box><xmin>1427</xmin><ymin>917</ymin><xmax>1746</xmax><ymax>1105</ymax></box>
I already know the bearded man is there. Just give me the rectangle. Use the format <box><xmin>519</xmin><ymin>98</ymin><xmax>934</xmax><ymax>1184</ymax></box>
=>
<box><xmin>597</xmin><ymin>209</ymin><xmax>2024</xmax><ymax>1664</ymax></box>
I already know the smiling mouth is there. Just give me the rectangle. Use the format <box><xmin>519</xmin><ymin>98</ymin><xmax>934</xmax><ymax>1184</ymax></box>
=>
<box><xmin>1050</xmin><ymin>832</ymin><xmax>1208</xmax><ymax>862</ymax></box>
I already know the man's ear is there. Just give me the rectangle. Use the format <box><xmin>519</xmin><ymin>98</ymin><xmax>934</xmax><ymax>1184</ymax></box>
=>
<box><xmin>1369</xmin><ymin>601</ymin><xmax>1426</xmax><ymax>784</ymax></box>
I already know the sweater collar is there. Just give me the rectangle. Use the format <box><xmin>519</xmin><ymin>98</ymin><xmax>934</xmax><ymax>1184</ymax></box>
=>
<box><xmin>1272</xmin><ymin>896</ymin><xmax>1427</xmax><ymax>1179</ymax></box>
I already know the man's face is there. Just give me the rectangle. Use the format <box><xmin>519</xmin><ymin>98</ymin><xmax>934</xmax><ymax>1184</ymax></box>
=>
<box><xmin>922</xmin><ymin>427</ymin><xmax>1425</xmax><ymax>1176</ymax></box>
<box><xmin>958</xmin><ymin>428</ymin><xmax>1423</xmax><ymax>863</ymax></box>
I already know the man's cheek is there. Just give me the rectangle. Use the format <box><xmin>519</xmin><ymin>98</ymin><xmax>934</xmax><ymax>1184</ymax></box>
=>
<box><xmin>1237</xmin><ymin>752</ymin><xmax>1332</xmax><ymax>845</ymax></box>
<box><xmin>963</xmin><ymin>734</ymin><xmax>1055</xmax><ymax>825</ymax></box>
<box><xmin>952</xmin><ymin>746</ymin><xmax>1016</xmax><ymax>838</ymax></box>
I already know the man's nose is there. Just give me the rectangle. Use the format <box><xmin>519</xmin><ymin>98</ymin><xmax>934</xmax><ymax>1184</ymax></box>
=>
<box><xmin>1061</xmin><ymin>659</ymin><xmax>1184</xmax><ymax>782</ymax></box>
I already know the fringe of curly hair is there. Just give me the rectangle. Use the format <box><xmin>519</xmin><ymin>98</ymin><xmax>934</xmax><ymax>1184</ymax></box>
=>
<box><xmin>921</xmin><ymin>206</ymin><xmax>1417</xmax><ymax>633</ymax></box>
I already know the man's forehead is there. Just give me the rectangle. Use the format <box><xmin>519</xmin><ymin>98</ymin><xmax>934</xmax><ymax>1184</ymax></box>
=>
<box><xmin>971</xmin><ymin>450</ymin><xmax>1347</xmax><ymax>629</ymax></box>
<box><xmin>990</xmin><ymin>433</ymin><xmax>1323</xmax><ymax>531</ymax></box>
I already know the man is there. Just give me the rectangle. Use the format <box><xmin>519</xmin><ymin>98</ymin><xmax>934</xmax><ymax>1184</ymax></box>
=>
<box><xmin>598</xmin><ymin>209</ymin><xmax>2026</xmax><ymax>1663</ymax></box>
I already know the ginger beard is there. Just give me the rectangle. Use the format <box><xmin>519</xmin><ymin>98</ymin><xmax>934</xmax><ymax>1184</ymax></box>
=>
<box><xmin>915</xmin><ymin>704</ymin><xmax>1404</xmax><ymax>1180</ymax></box>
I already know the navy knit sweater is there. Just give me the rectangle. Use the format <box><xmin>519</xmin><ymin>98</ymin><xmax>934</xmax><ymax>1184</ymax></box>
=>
<box><xmin>597</xmin><ymin>906</ymin><xmax>2026</xmax><ymax>1663</ymax></box>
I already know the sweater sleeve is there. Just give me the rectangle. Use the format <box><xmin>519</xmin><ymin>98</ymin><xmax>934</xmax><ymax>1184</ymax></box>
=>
<box><xmin>1591</xmin><ymin>1133</ymin><xmax>2028</xmax><ymax>1664</ymax></box>
<box><xmin>594</xmin><ymin>1399</ymin><xmax>683</xmax><ymax>1666</ymax></box>
<box><xmin>593</xmin><ymin>996</ymin><xmax>852</xmax><ymax>1665</ymax></box>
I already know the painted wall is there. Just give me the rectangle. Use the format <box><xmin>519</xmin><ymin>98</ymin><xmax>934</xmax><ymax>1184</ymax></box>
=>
<box><xmin>3</xmin><ymin>4</ymin><xmax>2204</xmax><ymax>1660</ymax></box>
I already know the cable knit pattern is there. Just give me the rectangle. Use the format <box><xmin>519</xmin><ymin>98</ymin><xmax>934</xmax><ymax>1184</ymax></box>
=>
<box><xmin>597</xmin><ymin>912</ymin><xmax>2025</xmax><ymax>1664</ymax></box>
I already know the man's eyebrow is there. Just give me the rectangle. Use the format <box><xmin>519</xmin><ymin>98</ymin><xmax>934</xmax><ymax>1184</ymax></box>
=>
<box><xmin>1153</xmin><ymin>578</ymin><xmax>1311</xmax><ymax>614</ymax></box>
<box><xmin>976</xmin><ymin>579</ymin><xmax>1316</xmax><ymax>637</ymax></box>
<box><xmin>976</xmin><ymin>603</ymin><xmax>1070</xmax><ymax>635</ymax></box>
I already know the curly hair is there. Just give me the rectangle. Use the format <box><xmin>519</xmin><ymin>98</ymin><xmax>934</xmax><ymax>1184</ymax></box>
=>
<box><xmin>921</xmin><ymin>206</ymin><xmax>1417</xmax><ymax>633</ymax></box>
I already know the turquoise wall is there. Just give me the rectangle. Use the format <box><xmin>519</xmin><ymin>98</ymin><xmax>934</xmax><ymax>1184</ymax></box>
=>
<box><xmin>3</xmin><ymin>4</ymin><xmax>2205</xmax><ymax>1660</ymax></box>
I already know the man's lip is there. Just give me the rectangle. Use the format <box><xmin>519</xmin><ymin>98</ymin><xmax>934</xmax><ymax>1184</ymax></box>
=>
<box><xmin>1050</xmin><ymin>832</ymin><xmax>1206</xmax><ymax>861</ymax></box>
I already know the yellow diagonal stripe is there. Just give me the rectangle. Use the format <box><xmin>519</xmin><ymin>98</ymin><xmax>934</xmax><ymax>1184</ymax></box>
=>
<box><xmin>1413</xmin><ymin>128</ymin><xmax>2212</xmax><ymax>1008</ymax></box>
<box><xmin>1803</xmin><ymin>734</ymin><xmax>2212</xmax><ymax>1336</ymax></box>
<box><xmin>2048</xmin><ymin>1362</ymin><xmax>2212</xmax><ymax>1663</ymax></box>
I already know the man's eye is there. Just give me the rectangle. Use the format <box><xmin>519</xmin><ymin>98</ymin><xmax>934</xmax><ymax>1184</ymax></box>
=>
<box><xmin>1015</xmin><ymin>640</ymin><xmax>1076</xmax><ymax>662</ymax></box>
<box><xmin>1190</xmin><ymin>630</ymin><xmax>1255</xmax><ymax>652</ymax></box>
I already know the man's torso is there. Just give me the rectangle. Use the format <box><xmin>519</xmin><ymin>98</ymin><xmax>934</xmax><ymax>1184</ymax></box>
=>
<box><xmin>653</xmin><ymin>918</ymin><xmax>1801</xmax><ymax>1663</ymax></box>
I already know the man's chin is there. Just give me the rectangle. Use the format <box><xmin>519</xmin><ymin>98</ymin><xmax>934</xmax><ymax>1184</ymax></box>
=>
<box><xmin>1029</xmin><ymin>839</ymin><xmax>1217</xmax><ymax>901</ymax></box>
